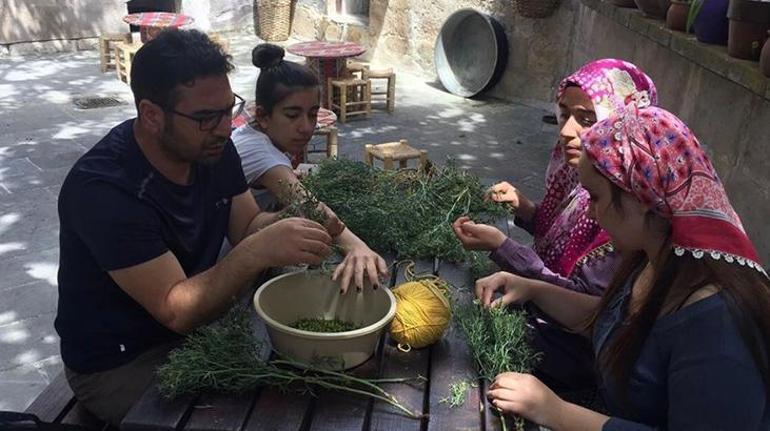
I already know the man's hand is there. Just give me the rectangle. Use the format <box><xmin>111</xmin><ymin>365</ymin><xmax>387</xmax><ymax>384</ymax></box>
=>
<box><xmin>452</xmin><ymin>216</ymin><xmax>507</xmax><ymax>251</ymax></box>
<box><xmin>251</xmin><ymin>217</ymin><xmax>333</xmax><ymax>267</ymax></box>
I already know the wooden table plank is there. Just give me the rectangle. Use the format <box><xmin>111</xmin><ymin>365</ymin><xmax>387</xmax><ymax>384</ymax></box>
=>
<box><xmin>183</xmin><ymin>314</ymin><xmax>270</xmax><ymax>431</ymax></box>
<box><xmin>59</xmin><ymin>402</ymin><xmax>109</xmax><ymax>429</ymax></box>
<box><xmin>307</xmin><ymin>348</ymin><xmax>379</xmax><ymax>431</ymax></box>
<box><xmin>242</xmin><ymin>387</ymin><xmax>311</xmax><ymax>431</ymax></box>
<box><xmin>24</xmin><ymin>371</ymin><xmax>76</xmax><ymax>423</ymax></box>
<box><xmin>369</xmin><ymin>259</ymin><xmax>432</xmax><ymax>431</ymax></box>
<box><xmin>427</xmin><ymin>261</ymin><xmax>484</xmax><ymax>431</ymax></box>
<box><xmin>121</xmin><ymin>385</ymin><xmax>194</xmax><ymax>431</ymax></box>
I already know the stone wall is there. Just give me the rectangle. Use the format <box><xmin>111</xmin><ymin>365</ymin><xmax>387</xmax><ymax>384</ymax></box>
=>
<box><xmin>0</xmin><ymin>0</ymin><xmax>251</xmax><ymax>55</ymax></box>
<box><xmin>292</xmin><ymin>0</ymin><xmax>579</xmax><ymax>102</ymax></box>
<box><xmin>572</xmin><ymin>0</ymin><xmax>770</xmax><ymax>265</ymax></box>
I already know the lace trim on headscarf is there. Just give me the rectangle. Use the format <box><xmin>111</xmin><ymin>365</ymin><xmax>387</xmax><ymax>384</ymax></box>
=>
<box><xmin>574</xmin><ymin>241</ymin><xmax>616</xmax><ymax>269</ymax></box>
<box><xmin>674</xmin><ymin>246</ymin><xmax>768</xmax><ymax>277</ymax></box>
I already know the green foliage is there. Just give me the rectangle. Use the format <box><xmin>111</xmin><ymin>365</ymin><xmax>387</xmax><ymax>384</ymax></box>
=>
<box><xmin>277</xmin><ymin>181</ymin><xmax>329</xmax><ymax>225</ymax></box>
<box><xmin>291</xmin><ymin>318</ymin><xmax>361</xmax><ymax>333</ymax></box>
<box><xmin>439</xmin><ymin>378</ymin><xmax>477</xmax><ymax>407</ymax></box>
<box><xmin>454</xmin><ymin>300</ymin><xmax>539</xmax><ymax>382</ymax></box>
<box><xmin>686</xmin><ymin>0</ymin><xmax>703</xmax><ymax>34</ymax></box>
<box><xmin>156</xmin><ymin>307</ymin><xmax>424</xmax><ymax>418</ymax></box>
<box><xmin>453</xmin><ymin>300</ymin><xmax>540</xmax><ymax>431</ymax></box>
<box><xmin>302</xmin><ymin>158</ymin><xmax>507</xmax><ymax>262</ymax></box>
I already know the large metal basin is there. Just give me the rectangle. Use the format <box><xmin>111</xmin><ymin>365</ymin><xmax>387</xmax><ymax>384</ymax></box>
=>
<box><xmin>434</xmin><ymin>9</ymin><xmax>508</xmax><ymax>97</ymax></box>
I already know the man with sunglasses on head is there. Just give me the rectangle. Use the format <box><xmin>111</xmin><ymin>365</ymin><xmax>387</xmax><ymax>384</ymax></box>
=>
<box><xmin>54</xmin><ymin>29</ymin><xmax>334</xmax><ymax>426</ymax></box>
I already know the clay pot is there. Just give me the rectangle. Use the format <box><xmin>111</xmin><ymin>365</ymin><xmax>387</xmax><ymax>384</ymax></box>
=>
<box><xmin>611</xmin><ymin>0</ymin><xmax>638</xmax><ymax>7</ymax></box>
<box><xmin>694</xmin><ymin>0</ymin><xmax>730</xmax><ymax>45</ymax></box>
<box><xmin>635</xmin><ymin>0</ymin><xmax>667</xmax><ymax>18</ymax></box>
<box><xmin>727</xmin><ymin>0</ymin><xmax>770</xmax><ymax>61</ymax></box>
<box><xmin>760</xmin><ymin>31</ymin><xmax>770</xmax><ymax>76</ymax></box>
<box><xmin>667</xmin><ymin>1</ymin><xmax>690</xmax><ymax>31</ymax></box>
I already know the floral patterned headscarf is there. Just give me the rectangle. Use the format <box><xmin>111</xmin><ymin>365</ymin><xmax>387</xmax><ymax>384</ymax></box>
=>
<box><xmin>534</xmin><ymin>59</ymin><xmax>658</xmax><ymax>278</ymax></box>
<box><xmin>581</xmin><ymin>106</ymin><xmax>764</xmax><ymax>274</ymax></box>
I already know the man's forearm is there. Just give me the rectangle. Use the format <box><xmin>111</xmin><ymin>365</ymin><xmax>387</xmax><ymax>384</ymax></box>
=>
<box><xmin>245</xmin><ymin>211</ymin><xmax>281</xmax><ymax>236</ymax></box>
<box><xmin>164</xmin><ymin>235</ymin><xmax>271</xmax><ymax>333</ymax></box>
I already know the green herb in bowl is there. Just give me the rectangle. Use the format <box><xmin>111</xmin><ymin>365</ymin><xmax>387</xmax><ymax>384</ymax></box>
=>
<box><xmin>291</xmin><ymin>317</ymin><xmax>361</xmax><ymax>333</ymax></box>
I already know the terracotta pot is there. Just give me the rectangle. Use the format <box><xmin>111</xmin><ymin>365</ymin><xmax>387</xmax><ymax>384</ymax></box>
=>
<box><xmin>761</xmin><ymin>31</ymin><xmax>770</xmax><ymax>77</ymax></box>
<box><xmin>635</xmin><ymin>0</ymin><xmax>667</xmax><ymax>18</ymax></box>
<box><xmin>667</xmin><ymin>1</ymin><xmax>690</xmax><ymax>31</ymax></box>
<box><xmin>611</xmin><ymin>0</ymin><xmax>638</xmax><ymax>7</ymax></box>
<box><xmin>727</xmin><ymin>0</ymin><xmax>770</xmax><ymax>61</ymax></box>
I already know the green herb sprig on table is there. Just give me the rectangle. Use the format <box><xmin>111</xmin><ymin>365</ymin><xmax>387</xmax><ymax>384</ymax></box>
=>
<box><xmin>156</xmin><ymin>307</ymin><xmax>424</xmax><ymax>418</ymax></box>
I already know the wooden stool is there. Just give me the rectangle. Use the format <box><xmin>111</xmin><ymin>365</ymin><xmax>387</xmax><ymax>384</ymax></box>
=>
<box><xmin>114</xmin><ymin>42</ymin><xmax>141</xmax><ymax>84</ymax></box>
<box><xmin>346</xmin><ymin>60</ymin><xmax>369</xmax><ymax>79</ymax></box>
<box><xmin>306</xmin><ymin>125</ymin><xmax>339</xmax><ymax>160</ymax></box>
<box><xmin>364</xmin><ymin>68</ymin><xmax>396</xmax><ymax>113</ymax></box>
<box><xmin>208</xmin><ymin>32</ymin><xmax>230</xmax><ymax>53</ymax></box>
<box><xmin>364</xmin><ymin>139</ymin><xmax>428</xmax><ymax>170</ymax></box>
<box><xmin>327</xmin><ymin>78</ymin><xmax>371</xmax><ymax>123</ymax></box>
<box><xmin>99</xmin><ymin>33</ymin><xmax>131</xmax><ymax>73</ymax></box>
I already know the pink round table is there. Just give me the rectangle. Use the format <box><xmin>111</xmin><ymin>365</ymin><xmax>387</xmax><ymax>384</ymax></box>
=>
<box><xmin>123</xmin><ymin>12</ymin><xmax>194</xmax><ymax>42</ymax></box>
<box><xmin>287</xmin><ymin>41</ymin><xmax>366</xmax><ymax>108</ymax></box>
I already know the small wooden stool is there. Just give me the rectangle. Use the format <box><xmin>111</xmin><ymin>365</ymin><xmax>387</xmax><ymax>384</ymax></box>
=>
<box><xmin>364</xmin><ymin>139</ymin><xmax>428</xmax><ymax>170</ymax></box>
<box><xmin>346</xmin><ymin>60</ymin><xmax>369</xmax><ymax>79</ymax></box>
<box><xmin>306</xmin><ymin>125</ymin><xmax>339</xmax><ymax>160</ymax></box>
<box><xmin>364</xmin><ymin>68</ymin><xmax>396</xmax><ymax>113</ymax></box>
<box><xmin>114</xmin><ymin>42</ymin><xmax>141</xmax><ymax>84</ymax></box>
<box><xmin>208</xmin><ymin>32</ymin><xmax>230</xmax><ymax>53</ymax></box>
<box><xmin>327</xmin><ymin>78</ymin><xmax>371</xmax><ymax>123</ymax></box>
<box><xmin>99</xmin><ymin>33</ymin><xmax>131</xmax><ymax>73</ymax></box>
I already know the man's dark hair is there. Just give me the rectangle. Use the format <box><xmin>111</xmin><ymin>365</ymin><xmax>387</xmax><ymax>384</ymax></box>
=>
<box><xmin>130</xmin><ymin>29</ymin><xmax>234</xmax><ymax>110</ymax></box>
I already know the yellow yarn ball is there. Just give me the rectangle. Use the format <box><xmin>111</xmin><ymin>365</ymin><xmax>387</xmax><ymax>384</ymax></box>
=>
<box><xmin>390</xmin><ymin>280</ymin><xmax>451</xmax><ymax>351</ymax></box>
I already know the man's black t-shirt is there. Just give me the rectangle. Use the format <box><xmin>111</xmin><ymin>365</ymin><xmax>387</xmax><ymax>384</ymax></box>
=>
<box><xmin>55</xmin><ymin>119</ymin><xmax>248</xmax><ymax>373</ymax></box>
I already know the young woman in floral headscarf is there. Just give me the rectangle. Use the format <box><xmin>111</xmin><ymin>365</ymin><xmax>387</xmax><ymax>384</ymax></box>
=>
<box><xmin>453</xmin><ymin>59</ymin><xmax>658</xmax><ymax>296</ymax></box>
<box><xmin>453</xmin><ymin>60</ymin><xmax>658</xmax><ymax>389</ymax></box>
<box><xmin>478</xmin><ymin>106</ymin><xmax>770</xmax><ymax>430</ymax></box>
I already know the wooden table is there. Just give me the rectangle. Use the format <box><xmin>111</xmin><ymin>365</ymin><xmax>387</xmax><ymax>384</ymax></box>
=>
<box><xmin>120</xmin><ymin>216</ymin><xmax>536</xmax><ymax>431</ymax></box>
<box><xmin>123</xmin><ymin>12</ymin><xmax>194</xmax><ymax>43</ymax></box>
<box><xmin>287</xmin><ymin>41</ymin><xmax>366</xmax><ymax>108</ymax></box>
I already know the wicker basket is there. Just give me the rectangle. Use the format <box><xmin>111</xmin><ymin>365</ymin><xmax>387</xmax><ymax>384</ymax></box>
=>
<box><xmin>255</xmin><ymin>0</ymin><xmax>292</xmax><ymax>41</ymax></box>
<box><xmin>514</xmin><ymin>0</ymin><xmax>561</xmax><ymax>18</ymax></box>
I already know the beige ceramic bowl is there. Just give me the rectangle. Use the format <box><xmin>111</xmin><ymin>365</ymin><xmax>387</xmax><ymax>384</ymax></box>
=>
<box><xmin>253</xmin><ymin>270</ymin><xmax>396</xmax><ymax>370</ymax></box>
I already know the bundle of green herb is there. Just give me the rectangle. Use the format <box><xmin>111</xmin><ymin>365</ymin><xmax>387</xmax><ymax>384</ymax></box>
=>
<box><xmin>291</xmin><ymin>317</ymin><xmax>361</xmax><ymax>333</ymax></box>
<box><xmin>454</xmin><ymin>300</ymin><xmax>540</xmax><ymax>431</ymax></box>
<box><xmin>301</xmin><ymin>158</ymin><xmax>507</xmax><ymax>263</ymax></box>
<box><xmin>156</xmin><ymin>307</ymin><xmax>423</xmax><ymax>418</ymax></box>
<box><xmin>455</xmin><ymin>301</ymin><xmax>538</xmax><ymax>381</ymax></box>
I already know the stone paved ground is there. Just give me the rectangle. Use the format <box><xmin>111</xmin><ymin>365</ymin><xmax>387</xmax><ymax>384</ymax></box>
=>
<box><xmin>0</xmin><ymin>31</ymin><xmax>556</xmax><ymax>411</ymax></box>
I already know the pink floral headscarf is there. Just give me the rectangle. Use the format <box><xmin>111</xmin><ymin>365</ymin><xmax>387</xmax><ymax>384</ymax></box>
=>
<box><xmin>581</xmin><ymin>106</ymin><xmax>764</xmax><ymax>274</ymax></box>
<box><xmin>534</xmin><ymin>59</ymin><xmax>658</xmax><ymax>278</ymax></box>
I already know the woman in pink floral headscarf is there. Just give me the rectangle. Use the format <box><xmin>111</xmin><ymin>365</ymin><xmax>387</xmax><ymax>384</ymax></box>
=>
<box><xmin>479</xmin><ymin>106</ymin><xmax>770</xmax><ymax>430</ymax></box>
<box><xmin>453</xmin><ymin>59</ymin><xmax>658</xmax><ymax>389</ymax></box>
<box><xmin>454</xmin><ymin>59</ymin><xmax>657</xmax><ymax>294</ymax></box>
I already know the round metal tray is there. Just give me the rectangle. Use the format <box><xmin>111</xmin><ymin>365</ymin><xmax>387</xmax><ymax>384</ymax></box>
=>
<box><xmin>434</xmin><ymin>9</ymin><xmax>508</xmax><ymax>97</ymax></box>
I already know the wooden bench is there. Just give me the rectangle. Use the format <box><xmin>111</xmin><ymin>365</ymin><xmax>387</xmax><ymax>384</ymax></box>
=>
<box><xmin>15</xmin><ymin>371</ymin><xmax>115</xmax><ymax>430</ymax></box>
